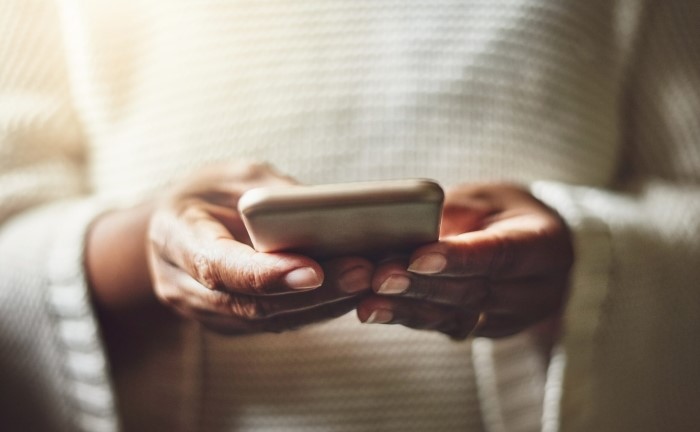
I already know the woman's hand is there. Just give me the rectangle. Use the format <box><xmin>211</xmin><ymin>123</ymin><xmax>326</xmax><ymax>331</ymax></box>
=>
<box><xmin>147</xmin><ymin>162</ymin><xmax>374</xmax><ymax>335</ymax></box>
<box><xmin>88</xmin><ymin>162</ymin><xmax>373</xmax><ymax>336</ymax></box>
<box><xmin>356</xmin><ymin>183</ymin><xmax>574</xmax><ymax>339</ymax></box>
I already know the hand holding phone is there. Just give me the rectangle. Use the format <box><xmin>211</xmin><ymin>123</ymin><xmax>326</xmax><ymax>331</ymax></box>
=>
<box><xmin>238</xmin><ymin>179</ymin><xmax>444</xmax><ymax>259</ymax></box>
<box><xmin>146</xmin><ymin>162</ymin><xmax>379</xmax><ymax>336</ymax></box>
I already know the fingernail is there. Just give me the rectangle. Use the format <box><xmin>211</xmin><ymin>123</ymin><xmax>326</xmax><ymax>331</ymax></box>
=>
<box><xmin>408</xmin><ymin>253</ymin><xmax>447</xmax><ymax>274</ymax></box>
<box><xmin>364</xmin><ymin>309</ymin><xmax>393</xmax><ymax>324</ymax></box>
<box><xmin>338</xmin><ymin>266</ymin><xmax>371</xmax><ymax>293</ymax></box>
<box><xmin>284</xmin><ymin>267</ymin><xmax>322</xmax><ymax>290</ymax></box>
<box><xmin>378</xmin><ymin>275</ymin><xmax>410</xmax><ymax>295</ymax></box>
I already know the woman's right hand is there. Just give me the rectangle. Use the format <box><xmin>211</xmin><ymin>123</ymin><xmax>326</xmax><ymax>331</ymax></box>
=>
<box><xmin>89</xmin><ymin>162</ymin><xmax>373</xmax><ymax>336</ymax></box>
<box><xmin>148</xmin><ymin>162</ymin><xmax>374</xmax><ymax>335</ymax></box>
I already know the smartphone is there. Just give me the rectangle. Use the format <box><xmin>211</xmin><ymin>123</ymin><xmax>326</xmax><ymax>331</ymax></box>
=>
<box><xmin>238</xmin><ymin>179</ymin><xmax>444</xmax><ymax>259</ymax></box>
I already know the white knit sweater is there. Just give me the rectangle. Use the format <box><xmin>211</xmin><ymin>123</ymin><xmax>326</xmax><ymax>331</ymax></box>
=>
<box><xmin>2</xmin><ymin>1</ymin><xmax>699</xmax><ymax>431</ymax></box>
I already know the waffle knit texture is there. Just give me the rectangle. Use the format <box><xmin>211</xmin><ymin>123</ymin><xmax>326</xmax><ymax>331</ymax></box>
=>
<box><xmin>1</xmin><ymin>0</ymin><xmax>699</xmax><ymax>431</ymax></box>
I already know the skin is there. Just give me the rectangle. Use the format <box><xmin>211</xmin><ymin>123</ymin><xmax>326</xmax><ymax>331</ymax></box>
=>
<box><xmin>88</xmin><ymin>162</ymin><xmax>374</xmax><ymax>340</ymax></box>
<box><xmin>87</xmin><ymin>163</ymin><xmax>573</xmax><ymax>346</ymax></box>
<box><xmin>357</xmin><ymin>184</ymin><xmax>574</xmax><ymax>339</ymax></box>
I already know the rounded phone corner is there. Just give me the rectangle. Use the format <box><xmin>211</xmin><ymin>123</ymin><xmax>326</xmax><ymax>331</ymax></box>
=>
<box><xmin>413</xmin><ymin>178</ymin><xmax>444</xmax><ymax>203</ymax></box>
<box><xmin>238</xmin><ymin>186</ymin><xmax>273</xmax><ymax>217</ymax></box>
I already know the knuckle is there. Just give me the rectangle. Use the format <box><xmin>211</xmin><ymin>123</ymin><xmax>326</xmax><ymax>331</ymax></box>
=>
<box><xmin>154</xmin><ymin>284</ymin><xmax>182</xmax><ymax>309</ymax></box>
<box><xmin>147</xmin><ymin>209</ymin><xmax>176</xmax><ymax>256</ymax></box>
<box><xmin>539</xmin><ymin>219</ymin><xmax>575</xmax><ymax>270</ymax></box>
<box><xmin>150</xmin><ymin>271</ymin><xmax>182</xmax><ymax>305</ymax></box>
<box><xmin>236</xmin><ymin>160</ymin><xmax>271</xmax><ymax>181</ymax></box>
<box><xmin>243</xmin><ymin>160</ymin><xmax>267</xmax><ymax>173</ymax></box>
<box><xmin>192</xmin><ymin>252</ymin><xmax>223</xmax><ymax>290</ymax></box>
<box><xmin>241</xmin><ymin>261</ymin><xmax>275</xmax><ymax>294</ymax></box>
<box><xmin>487</xmin><ymin>233</ymin><xmax>517</xmax><ymax>276</ymax></box>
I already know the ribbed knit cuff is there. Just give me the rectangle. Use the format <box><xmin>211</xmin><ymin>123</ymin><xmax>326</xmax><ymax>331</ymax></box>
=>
<box><xmin>46</xmin><ymin>199</ymin><xmax>119</xmax><ymax>432</ymax></box>
<box><xmin>530</xmin><ymin>181</ymin><xmax>614</xmax><ymax>432</ymax></box>
<box><xmin>472</xmin><ymin>332</ymin><xmax>547</xmax><ymax>432</ymax></box>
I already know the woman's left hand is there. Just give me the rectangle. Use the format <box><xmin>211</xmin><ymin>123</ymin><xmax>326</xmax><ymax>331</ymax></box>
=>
<box><xmin>356</xmin><ymin>183</ymin><xmax>574</xmax><ymax>339</ymax></box>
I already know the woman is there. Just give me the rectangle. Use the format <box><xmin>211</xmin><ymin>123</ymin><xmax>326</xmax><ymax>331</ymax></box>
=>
<box><xmin>1</xmin><ymin>0</ymin><xmax>699</xmax><ymax>431</ymax></box>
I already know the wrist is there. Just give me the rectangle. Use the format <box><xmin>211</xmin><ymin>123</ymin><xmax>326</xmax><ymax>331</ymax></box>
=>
<box><xmin>86</xmin><ymin>202</ymin><xmax>156</xmax><ymax>313</ymax></box>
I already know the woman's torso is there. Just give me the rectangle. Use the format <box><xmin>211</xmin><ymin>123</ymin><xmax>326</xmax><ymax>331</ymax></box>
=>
<box><xmin>60</xmin><ymin>1</ymin><xmax>633</xmax><ymax>430</ymax></box>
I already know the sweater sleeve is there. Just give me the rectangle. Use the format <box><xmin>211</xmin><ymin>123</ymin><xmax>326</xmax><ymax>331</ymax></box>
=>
<box><xmin>532</xmin><ymin>2</ymin><xmax>700</xmax><ymax>431</ymax></box>
<box><xmin>0</xmin><ymin>2</ymin><xmax>119</xmax><ymax>431</ymax></box>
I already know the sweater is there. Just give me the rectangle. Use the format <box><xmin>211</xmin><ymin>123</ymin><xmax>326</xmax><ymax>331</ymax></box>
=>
<box><xmin>1</xmin><ymin>0</ymin><xmax>699</xmax><ymax>431</ymax></box>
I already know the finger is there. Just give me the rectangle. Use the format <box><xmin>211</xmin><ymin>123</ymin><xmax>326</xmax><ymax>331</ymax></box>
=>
<box><xmin>375</xmin><ymin>275</ymin><xmax>563</xmax><ymax>323</ymax></box>
<box><xmin>324</xmin><ymin>256</ymin><xmax>374</xmax><ymax>295</ymax></box>
<box><xmin>372</xmin><ymin>261</ymin><xmax>566</xmax><ymax>324</ymax></box>
<box><xmin>357</xmin><ymin>296</ymin><xmax>480</xmax><ymax>340</ymax></box>
<box><xmin>357</xmin><ymin>296</ymin><xmax>542</xmax><ymax>340</ymax></box>
<box><xmin>178</xmin><ymin>162</ymin><xmax>298</xmax><ymax>200</ymax></box>
<box><xmin>372</xmin><ymin>259</ymin><xmax>489</xmax><ymax>309</ymax></box>
<box><xmin>154</xmin><ymin>255</ymin><xmax>371</xmax><ymax>321</ymax></box>
<box><xmin>151</xmin><ymin>204</ymin><xmax>324</xmax><ymax>295</ymax></box>
<box><xmin>197</xmin><ymin>296</ymin><xmax>361</xmax><ymax>336</ymax></box>
<box><xmin>439</xmin><ymin>193</ymin><xmax>495</xmax><ymax>236</ymax></box>
<box><xmin>196</xmin><ymin>201</ymin><xmax>251</xmax><ymax>245</ymax></box>
<box><xmin>407</xmin><ymin>221</ymin><xmax>572</xmax><ymax>278</ymax></box>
